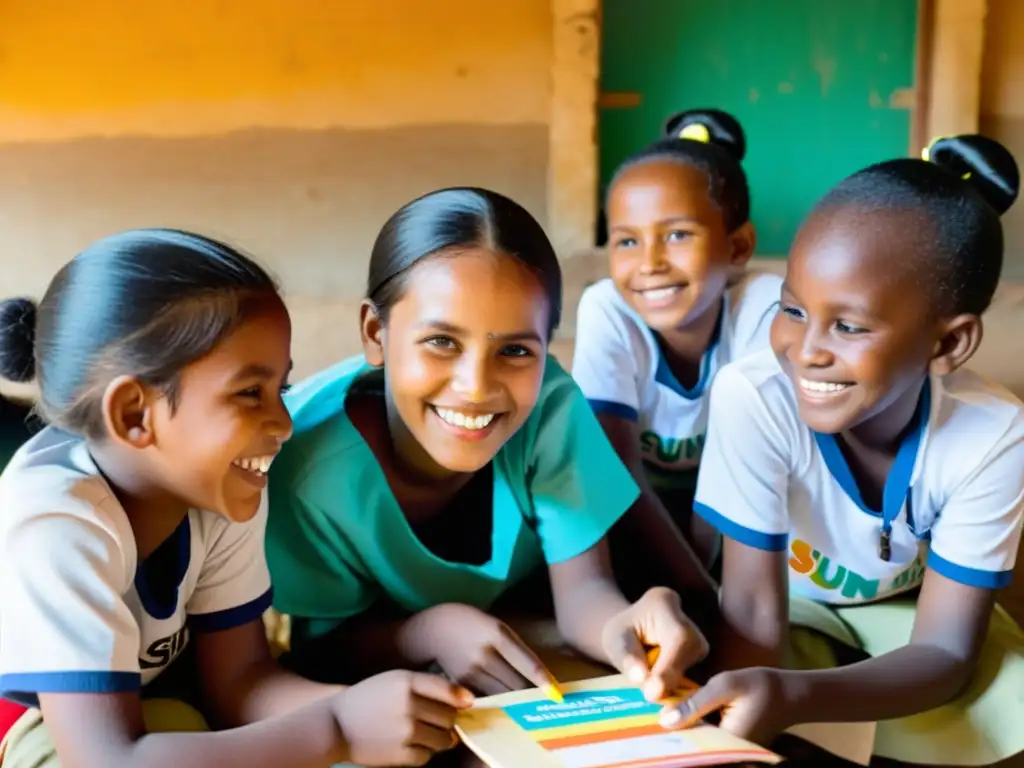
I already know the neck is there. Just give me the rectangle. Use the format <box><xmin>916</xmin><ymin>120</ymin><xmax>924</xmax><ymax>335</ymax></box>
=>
<box><xmin>846</xmin><ymin>377</ymin><xmax>927</xmax><ymax>455</ymax></box>
<box><xmin>88</xmin><ymin>442</ymin><xmax>190</xmax><ymax>560</ymax></box>
<box><xmin>657</xmin><ymin>296</ymin><xmax>723</xmax><ymax>363</ymax></box>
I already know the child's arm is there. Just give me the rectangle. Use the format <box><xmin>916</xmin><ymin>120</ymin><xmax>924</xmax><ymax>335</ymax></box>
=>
<box><xmin>714</xmin><ymin>536</ymin><xmax>789</xmax><ymax>671</ymax></box>
<box><xmin>671</xmin><ymin>569</ymin><xmax>994</xmax><ymax>743</ymax></box>
<box><xmin>597</xmin><ymin>412</ymin><xmax>720</xmax><ymax>601</ymax></box>
<box><xmin>39</xmin><ymin>690</ymin><xmax>347</xmax><ymax>768</ymax></box>
<box><xmin>193</xmin><ymin>618</ymin><xmax>343</xmax><ymax>726</ymax></box>
<box><xmin>39</xmin><ymin>669</ymin><xmax>471</xmax><ymax>768</ymax></box>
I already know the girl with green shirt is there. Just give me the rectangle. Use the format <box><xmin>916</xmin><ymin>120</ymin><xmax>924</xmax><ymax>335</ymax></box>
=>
<box><xmin>267</xmin><ymin>188</ymin><xmax>708</xmax><ymax>716</ymax></box>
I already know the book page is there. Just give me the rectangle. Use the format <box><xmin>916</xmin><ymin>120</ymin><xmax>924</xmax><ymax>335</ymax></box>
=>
<box><xmin>456</xmin><ymin>675</ymin><xmax>782</xmax><ymax>768</ymax></box>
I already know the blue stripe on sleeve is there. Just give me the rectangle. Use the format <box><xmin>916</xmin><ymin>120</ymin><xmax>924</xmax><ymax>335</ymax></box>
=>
<box><xmin>694</xmin><ymin>502</ymin><xmax>788</xmax><ymax>552</ymax></box>
<box><xmin>189</xmin><ymin>588</ymin><xmax>274</xmax><ymax>633</ymax></box>
<box><xmin>587</xmin><ymin>399</ymin><xmax>639</xmax><ymax>421</ymax></box>
<box><xmin>927</xmin><ymin>551</ymin><xmax>1012</xmax><ymax>589</ymax></box>
<box><xmin>0</xmin><ymin>671</ymin><xmax>141</xmax><ymax>708</ymax></box>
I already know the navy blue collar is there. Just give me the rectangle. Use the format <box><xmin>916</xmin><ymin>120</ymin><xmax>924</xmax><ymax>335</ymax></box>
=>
<box><xmin>653</xmin><ymin>299</ymin><xmax>726</xmax><ymax>400</ymax></box>
<box><xmin>814</xmin><ymin>380</ymin><xmax>930</xmax><ymax>533</ymax></box>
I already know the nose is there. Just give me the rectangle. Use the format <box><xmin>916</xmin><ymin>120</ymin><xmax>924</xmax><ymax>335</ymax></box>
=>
<box><xmin>639</xmin><ymin>238</ymin><xmax>669</xmax><ymax>275</ymax></box>
<box><xmin>267</xmin><ymin>395</ymin><xmax>294</xmax><ymax>442</ymax></box>
<box><xmin>450</xmin><ymin>352</ymin><xmax>496</xmax><ymax>403</ymax></box>
<box><xmin>793</xmin><ymin>322</ymin><xmax>834</xmax><ymax>369</ymax></box>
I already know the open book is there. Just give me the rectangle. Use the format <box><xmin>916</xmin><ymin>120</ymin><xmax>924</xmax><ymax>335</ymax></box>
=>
<box><xmin>455</xmin><ymin>674</ymin><xmax>780</xmax><ymax>768</ymax></box>
<box><xmin>456</xmin><ymin>674</ymin><xmax>877</xmax><ymax>768</ymax></box>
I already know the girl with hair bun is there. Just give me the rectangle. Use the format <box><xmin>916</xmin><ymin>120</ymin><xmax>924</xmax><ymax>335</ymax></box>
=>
<box><xmin>665</xmin><ymin>136</ymin><xmax>1024</xmax><ymax>766</ymax></box>
<box><xmin>0</xmin><ymin>229</ymin><xmax>474</xmax><ymax>768</ymax></box>
<box><xmin>266</xmin><ymin>188</ymin><xmax>709</xmax><ymax>733</ymax></box>
<box><xmin>572</xmin><ymin>108</ymin><xmax>782</xmax><ymax>602</ymax></box>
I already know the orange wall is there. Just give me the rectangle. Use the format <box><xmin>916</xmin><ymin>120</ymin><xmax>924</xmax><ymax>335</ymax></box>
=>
<box><xmin>0</xmin><ymin>0</ymin><xmax>553</xmax><ymax>378</ymax></box>
<box><xmin>0</xmin><ymin>0</ymin><xmax>551</xmax><ymax>141</ymax></box>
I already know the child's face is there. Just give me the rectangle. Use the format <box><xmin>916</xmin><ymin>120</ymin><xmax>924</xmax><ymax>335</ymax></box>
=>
<box><xmin>606</xmin><ymin>159</ymin><xmax>751</xmax><ymax>332</ymax></box>
<box><xmin>365</xmin><ymin>249</ymin><xmax>549</xmax><ymax>477</ymax></box>
<box><xmin>149</xmin><ymin>299</ymin><xmax>294</xmax><ymax>521</ymax></box>
<box><xmin>771</xmin><ymin>207</ymin><xmax>940</xmax><ymax>435</ymax></box>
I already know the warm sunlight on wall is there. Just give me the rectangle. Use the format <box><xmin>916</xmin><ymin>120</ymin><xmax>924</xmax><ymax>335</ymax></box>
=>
<box><xmin>0</xmin><ymin>0</ymin><xmax>551</xmax><ymax>142</ymax></box>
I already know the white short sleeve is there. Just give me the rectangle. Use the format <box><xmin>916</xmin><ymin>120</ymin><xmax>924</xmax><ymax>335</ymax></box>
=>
<box><xmin>0</xmin><ymin>511</ymin><xmax>141</xmax><ymax>705</ymax></box>
<box><xmin>926</xmin><ymin>421</ymin><xmax>1024</xmax><ymax>589</ymax></box>
<box><xmin>571</xmin><ymin>282</ymin><xmax>643</xmax><ymax>421</ymax></box>
<box><xmin>187</xmin><ymin>494</ymin><xmax>273</xmax><ymax>632</ymax></box>
<box><xmin>693</xmin><ymin>359</ymin><xmax>792</xmax><ymax>551</ymax></box>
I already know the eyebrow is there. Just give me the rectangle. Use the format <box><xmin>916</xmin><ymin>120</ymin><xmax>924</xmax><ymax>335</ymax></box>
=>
<box><xmin>782</xmin><ymin>281</ymin><xmax>877</xmax><ymax>316</ymax></box>
<box><xmin>230</xmin><ymin>360</ymin><xmax>293</xmax><ymax>383</ymax></box>
<box><xmin>418</xmin><ymin>320</ymin><xmax>543</xmax><ymax>344</ymax></box>
<box><xmin>609</xmin><ymin>215</ymin><xmax>701</xmax><ymax>233</ymax></box>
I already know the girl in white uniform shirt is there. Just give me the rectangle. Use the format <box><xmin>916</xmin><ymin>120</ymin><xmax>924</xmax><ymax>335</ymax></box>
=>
<box><xmin>0</xmin><ymin>230</ymin><xmax>471</xmax><ymax>768</ymax></box>
<box><xmin>662</xmin><ymin>137</ymin><xmax>1024</xmax><ymax>766</ymax></box>
<box><xmin>573</xmin><ymin>109</ymin><xmax>780</xmax><ymax>604</ymax></box>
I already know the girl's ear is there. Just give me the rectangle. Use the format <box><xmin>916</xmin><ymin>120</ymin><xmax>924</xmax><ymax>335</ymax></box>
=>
<box><xmin>728</xmin><ymin>221</ymin><xmax>757</xmax><ymax>273</ymax></box>
<box><xmin>929</xmin><ymin>314</ymin><xmax>983</xmax><ymax>376</ymax></box>
<box><xmin>101</xmin><ymin>375</ymin><xmax>156</xmax><ymax>448</ymax></box>
<box><xmin>360</xmin><ymin>300</ymin><xmax>386</xmax><ymax>368</ymax></box>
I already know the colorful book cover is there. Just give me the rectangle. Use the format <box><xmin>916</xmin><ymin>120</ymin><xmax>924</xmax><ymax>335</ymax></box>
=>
<box><xmin>455</xmin><ymin>674</ymin><xmax>782</xmax><ymax>768</ymax></box>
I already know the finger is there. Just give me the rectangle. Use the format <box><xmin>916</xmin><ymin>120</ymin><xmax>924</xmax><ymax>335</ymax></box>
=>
<box><xmin>410</xmin><ymin>671</ymin><xmax>475</xmax><ymax>708</ymax></box>
<box><xmin>399</xmin><ymin>745</ymin><xmax>433</xmax><ymax>767</ymax></box>
<box><xmin>659</xmin><ymin>675</ymin><xmax>738</xmax><ymax>730</ymax></box>
<box><xmin>646</xmin><ymin>625</ymin><xmax>708</xmax><ymax>701</ymax></box>
<box><xmin>465</xmin><ymin>669</ymin><xmax>512</xmax><ymax>697</ymax></box>
<box><xmin>480</xmin><ymin>648</ymin><xmax>534</xmax><ymax>692</ymax></box>
<box><xmin>411</xmin><ymin>693</ymin><xmax>460</xmax><ymax>730</ymax></box>
<box><xmin>493</xmin><ymin>625</ymin><xmax>557</xmax><ymax>691</ymax></box>
<box><xmin>604</xmin><ymin>627</ymin><xmax>650</xmax><ymax>686</ymax></box>
<box><xmin>411</xmin><ymin>720</ymin><xmax>460</xmax><ymax>753</ymax></box>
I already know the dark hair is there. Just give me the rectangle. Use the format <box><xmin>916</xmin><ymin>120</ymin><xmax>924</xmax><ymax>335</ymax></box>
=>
<box><xmin>366</xmin><ymin>187</ymin><xmax>563</xmax><ymax>336</ymax></box>
<box><xmin>607</xmin><ymin>108</ymin><xmax>750</xmax><ymax>231</ymax></box>
<box><xmin>812</xmin><ymin>134</ymin><xmax>1020</xmax><ymax>316</ymax></box>
<box><xmin>0</xmin><ymin>229</ymin><xmax>280</xmax><ymax>439</ymax></box>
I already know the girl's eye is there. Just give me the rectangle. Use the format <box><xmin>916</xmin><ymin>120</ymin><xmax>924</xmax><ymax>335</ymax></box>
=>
<box><xmin>666</xmin><ymin>230</ymin><xmax>692</xmax><ymax>242</ymax></box>
<box><xmin>424</xmin><ymin>336</ymin><xmax>458</xmax><ymax>351</ymax></box>
<box><xmin>280</xmin><ymin>383</ymin><xmax>292</xmax><ymax>394</ymax></box>
<box><xmin>614</xmin><ymin>237</ymin><xmax>638</xmax><ymax>248</ymax></box>
<box><xmin>237</xmin><ymin>386</ymin><xmax>262</xmax><ymax>400</ymax></box>
<box><xmin>501</xmin><ymin>344</ymin><xmax>533</xmax><ymax>359</ymax></box>
<box><xmin>835</xmin><ymin>320</ymin><xmax>868</xmax><ymax>334</ymax></box>
<box><xmin>781</xmin><ymin>304</ymin><xmax>806</xmax><ymax>321</ymax></box>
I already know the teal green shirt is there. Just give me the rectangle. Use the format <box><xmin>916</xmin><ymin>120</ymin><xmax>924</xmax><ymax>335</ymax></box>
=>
<box><xmin>266</xmin><ymin>355</ymin><xmax>639</xmax><ymax>635</ymax></box>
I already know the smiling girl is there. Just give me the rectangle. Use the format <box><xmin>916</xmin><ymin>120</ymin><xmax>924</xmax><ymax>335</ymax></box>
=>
<box><xmin>664</xmin><ymin>137</ymin><xmax>1024</xmax><ymax>766</ymax></box>
<box><xmin>0</xmin><ymin>230</ymin><xmax>472</xmax><ymax>768</ymax></box>
<box><xmin>573</xmin><ymin>110</ymin><xmax>781</xmax><ymax>599</ymax></box>
<box><xmin>266</xmin><ymin>188</ymin><xmax>708</xmax><ymax>719</ymax></box>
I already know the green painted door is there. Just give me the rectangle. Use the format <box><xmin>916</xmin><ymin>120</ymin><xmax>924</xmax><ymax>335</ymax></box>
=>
<box><xmin>599</xmin><ymin>0</ymin><xmax>918</xmax><ymax>255</ymax></box>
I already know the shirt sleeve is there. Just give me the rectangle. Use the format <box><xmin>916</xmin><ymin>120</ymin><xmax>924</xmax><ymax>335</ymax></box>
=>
<box><xmin>731</xmin><ymin>273</ymin><xmax>782</xmax><ymax>360</ymax></box>
<box><xmin>526</xmin><ymin>360</ymin><xmax>640</xmax><ymax>564</ymax></box>
<box><xmin>571</xmin><ymin>285</ymin><xmax>643</xmax><ymax>421</ymax></box>
<box><xmin>693</xmin><ymin>362</ymin><xmax>792</xmax><ymax>551</ymax></box>
<box><xmin>186</xmin><ymin>494</ymin><xmax>274</xmax><ymax>632</ymax></box>
<box><xmin>927</xmin><ymin>423</ymin><xmax>1024</xmax><ymax>589</ymax></box>
<box><xmin>0</xmin><ymin>511</ymin><xmax>141</xmax><ymax>706</ymax></box>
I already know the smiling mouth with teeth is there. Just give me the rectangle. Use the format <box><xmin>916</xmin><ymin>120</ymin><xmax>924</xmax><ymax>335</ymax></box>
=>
<box><xmin>432</xmin><ymin>406</ymin><xmax>497</xmax><ymax>431</ymax></box>
<box><xmin>635</xmin><ymin>285</ymin><xmax>684</xmax><ymax>304</ymax></box>
<box><xmin>798</xmin><ymin>377</ymin><xmax>854</xmax><ymax>395</ymax></box>
<box><xmin>231</xmin><ymin>454</ymin><xmax>276</xmax><ymax>477</ymax></box>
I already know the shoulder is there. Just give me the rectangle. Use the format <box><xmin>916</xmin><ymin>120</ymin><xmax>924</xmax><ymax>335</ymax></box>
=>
<box><xmin>725</xmin><ymin>270</ymin><xmax>782</xmax><ymax>338</ymax></box>
<box><xmin>711</xmin><ymin>351</ymin><xmax>801</xmax><ymax>432</ymax></box>
<box><xmin>283</xmin><ymin>356</ymin><xmax>374</xmax><ymax>433</ymax></box>
<box><xmin>930</xmin><ymin>369</ymin><xmax>1024</xmax><ymax>463</ymax></box>
<box><xmin>0</xmin><ymin>428</ymin><xmax>133</xmax><ymax>582</ymax></box>
<box><xmin>576</xmin><ymin>279</ymin><xmax>644</xmax><ymax>335</ymax></box>
<box><xmin>0</xmin><ymin>428</ymin><xmax>130</xmax><ymax>538</ymax></box>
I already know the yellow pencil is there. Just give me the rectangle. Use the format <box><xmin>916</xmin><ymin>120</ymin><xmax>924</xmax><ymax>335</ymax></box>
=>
<box><xmin>541</xmin><ymin>669</ymin><xmax>565</xmax><ymax>703</ymax></box>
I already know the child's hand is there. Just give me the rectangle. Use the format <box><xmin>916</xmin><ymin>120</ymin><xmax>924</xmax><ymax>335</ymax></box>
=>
<box><xmin>601</xmin><ymin>586</ymin><xmax>709</xmax><ymax>701</ymax></box>
<box><xmin>658</xmin><ymin>667</ymin><xmax>788</xmax><ymax>746</ymax></box>
<box><xmin>331</xmin><ymin>669</ymin><xmax>474</xmax><ymax>766</ymax></box>
<box><xmin>416</xmin><ymin>603</ymin><xmax>557</xmax><ymax>696</ymax></box>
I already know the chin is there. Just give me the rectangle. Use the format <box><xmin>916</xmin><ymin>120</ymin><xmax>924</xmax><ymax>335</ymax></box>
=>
<box><xmin>426</xmin><ymin>445</ymin><xmax>498</xmax><ymax>475</ymax></box>
<box><xmin>796</xmin><ymin>403</ymin><xmax>858</xmax><ymax>435</ymax></box>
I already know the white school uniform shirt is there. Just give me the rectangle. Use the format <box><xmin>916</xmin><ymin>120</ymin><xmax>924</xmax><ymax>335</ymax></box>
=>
<box><xmin>572</xmin><ymin>271</ymin><xmax>782</xmax><ymax>490</ymax></box>
<box><xmin>694</xmin><ymin>351</ymin><xmax>1024</xmax><ymax>605</ymax></box>
<box><xmin>0</xmin><ymin>427</ymin><xmax>273</xmax><ymax>707</ymax></box>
